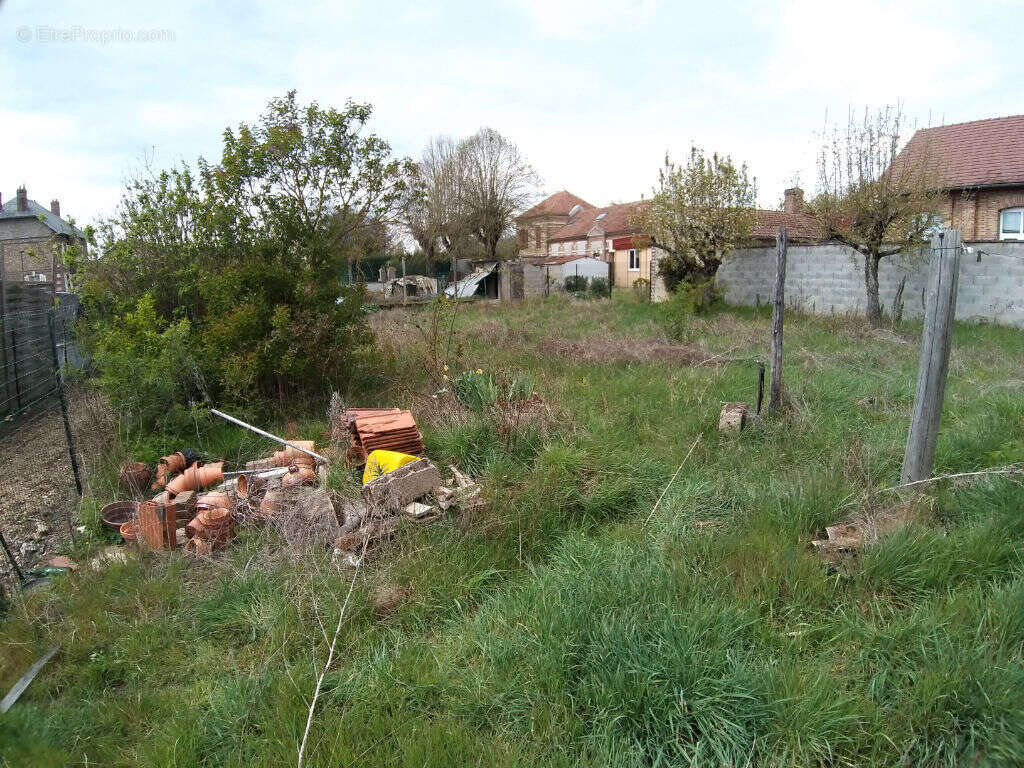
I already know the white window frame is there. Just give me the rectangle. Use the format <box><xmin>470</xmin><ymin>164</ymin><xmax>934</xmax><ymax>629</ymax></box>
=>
<box><xmin>628</xmin><ymin>248</ymin><xmax>640</xmax><ymax>271</ymax></box>
<box><xmin>999</xmin><ymin>207</ymin><xmax>1024</xmax><ymax>240</ymax></box>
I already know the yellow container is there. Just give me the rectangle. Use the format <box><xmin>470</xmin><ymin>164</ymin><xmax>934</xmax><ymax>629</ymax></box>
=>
<box><xmin>362</xmin><ymin>449</ymin><xmax>420</xmax><ymax>484</ymax></box>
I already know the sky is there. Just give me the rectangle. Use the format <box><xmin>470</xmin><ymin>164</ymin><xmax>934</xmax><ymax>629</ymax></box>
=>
<box><xmin>1</xmin><ymin>0</ymin><xmax>1019</xmax><ymax>229</ymax></box>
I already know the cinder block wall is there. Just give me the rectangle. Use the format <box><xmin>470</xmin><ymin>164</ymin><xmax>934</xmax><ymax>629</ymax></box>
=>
<box><xmin>717</xmin><ymin>241</ymin><xmax>1024</xmax><ymax>328</ymax></box>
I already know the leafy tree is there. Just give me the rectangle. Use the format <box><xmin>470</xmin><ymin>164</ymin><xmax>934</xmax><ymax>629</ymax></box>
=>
<box><xmin>807</xmin><ymin>106</ymin><xmax>944</xmax><ymax>326</ymax></box>
<box><xmin>76</xmin><ymin>92</ymin><xmax>409</xmax><ymax>421</ymax></box>
<box><xmin>631</xmin><ymin>146</ymin><xmax>757</xmax><ymax>293</ymax></box>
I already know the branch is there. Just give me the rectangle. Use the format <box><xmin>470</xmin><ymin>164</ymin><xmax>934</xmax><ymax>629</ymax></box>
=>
<box><xmin>296</xmin><ymin>538</ymin><xmax>366</xmax><ymax>768</ymax></box>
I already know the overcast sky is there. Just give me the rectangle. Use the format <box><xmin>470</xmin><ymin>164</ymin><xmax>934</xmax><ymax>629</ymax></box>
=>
<box><xmin>1</xmin><ymin>0</ymin><xmax>1018</xmax><ymax>227</ymax></box>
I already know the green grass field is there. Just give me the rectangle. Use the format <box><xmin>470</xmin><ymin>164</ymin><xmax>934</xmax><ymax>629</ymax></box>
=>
<box><xmin>2</xmin><ymin>294</ymin><xmax>1023</xmax><ymax>767</ymax></box>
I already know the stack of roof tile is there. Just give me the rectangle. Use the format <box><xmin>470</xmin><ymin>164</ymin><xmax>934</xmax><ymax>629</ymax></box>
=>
<box><xmin>343</xmin><ymin>408</ymin><xmax>425</xmax><ymax>465</ymax></box>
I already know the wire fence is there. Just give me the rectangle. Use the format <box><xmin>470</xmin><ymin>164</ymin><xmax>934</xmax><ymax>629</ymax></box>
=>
<box><xmin>0</xmin><ymin>288</ymin><xmax>89</xmax><ymax>589</ymax></box>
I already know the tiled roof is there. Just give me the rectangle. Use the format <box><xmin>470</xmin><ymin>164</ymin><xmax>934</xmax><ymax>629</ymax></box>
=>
<box><xmin>548</xmin><ymin>200</ymin><xmax>645</xmax><ymax>241</ymax></box>
<box><xmin>0</xmin><ymin>195</ymin><xmax>85</xmax><ymax>239</ymax></box>
<box><xmin>750</xmin><ymin>209</ymin><xmax>821</xmax><ymax>242</ymax></box>
<box><xmin>549</xmin><ymin>201</ymin><xmax>819</xmax><ymax>244</ymax></box>
<box><xmin>895</xmin><ymin>115</ymin><xmax>1024</xmax><ymax>189</ymax></box>
<box><xmin>519</xmin><ymin>190</ymin><xmax>594</xmax><ymax>219</ymax></box>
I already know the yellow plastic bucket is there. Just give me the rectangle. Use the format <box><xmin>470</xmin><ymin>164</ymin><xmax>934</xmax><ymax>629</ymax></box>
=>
<box><xmin>362</xmin><ymin>449</ymin><xmax>420</xmax><ymax>485</ymax></box>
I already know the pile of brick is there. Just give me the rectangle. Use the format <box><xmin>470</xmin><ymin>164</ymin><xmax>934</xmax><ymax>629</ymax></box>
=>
<box><xmin>342</xmin><ymin>408</ymin><xmax>425</xmax><ymax>465</ymax></box>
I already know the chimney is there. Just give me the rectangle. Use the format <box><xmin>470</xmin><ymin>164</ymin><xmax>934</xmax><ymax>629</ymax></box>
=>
<box><xmin>16</xmin><ymin>186</ymin><xmax>28</xmax><ymax>212</ymax></box>
<box><xmin>783</xmin><ymin>187</ymin><xmax>804</xmax><ymax>215</ymax></box>
<box><xmin>50</xmin><ymin>199</ymin><xmax>60</xmax><ymax>218</ymax></box>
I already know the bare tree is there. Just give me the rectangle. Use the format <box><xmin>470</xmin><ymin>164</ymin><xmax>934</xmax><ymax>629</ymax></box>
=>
<box><xmin>458</xmin><ymin>128</ymin><xmax>539</xmax><ymax>263</ymax></box>
<box><xmin>808</xmin><ymin>106</ymin><xmax>944</xmax><ymax>326</ymax></box>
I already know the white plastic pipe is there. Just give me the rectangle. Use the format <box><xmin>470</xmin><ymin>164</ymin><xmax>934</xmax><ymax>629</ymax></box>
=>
<box><xmin>210</xmin><ymin>409</ymin><xmax>331</xmax><ymax>464</ymax></box>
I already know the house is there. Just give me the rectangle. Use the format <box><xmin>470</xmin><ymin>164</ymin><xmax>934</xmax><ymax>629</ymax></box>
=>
<box><xmin>895</xmin><ymin>115</ymin><xmax>1024</xmax><ymax>241</ymax></box>
<box><xmin>516</xmin><ymin>188</ymin><xmax>817</xmax><ymax>295</ymax></box>
<box><xmin>0</xmin><ymin>186</ymin><xmax>85</xmax><ymax>292</ymax></box>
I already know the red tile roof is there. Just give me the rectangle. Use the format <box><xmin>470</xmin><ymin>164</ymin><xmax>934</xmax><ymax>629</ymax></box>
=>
<box><xmin>895</xmin><ymin>115</ymin><xmax>1024</xmax><ymax>189</ymax></box>
<box><xmin>750</xmin><ymin>209</ymin><xmax>822</xmax><ymax>242</ymax></box>
<box><xmin>519</xmin><ymin>190</ymin><xmax>594</xmax><ymax>219</ymax></box>
<box><xmin>548</xmin><ymin>201</ymin><xmax>646</xmax><ymax>241</ymax></box>
<box><xmin>548</xmin><ymin>201</ymin><xmax>819</xmax><ymax>244</ymax></box>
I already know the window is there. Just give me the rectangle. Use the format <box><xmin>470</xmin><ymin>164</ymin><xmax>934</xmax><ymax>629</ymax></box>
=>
<box><xmin>628</xmin><ymin>249</ymin><xmax>640</xmax><ymax>271</ymax></box>
<box><xmin>1000</xmin><ymin>208</ymin><xmax>1024</xmax><ymax>240</ymax></box>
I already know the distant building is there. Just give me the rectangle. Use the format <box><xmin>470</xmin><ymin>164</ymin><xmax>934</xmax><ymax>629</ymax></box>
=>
<box><xmin>0</xmin><ymin>186</ymin><xmax>86</xmax><ymax>292</ymax></box>
<box><xmin>894</xmin><ymin>115</ymin><xmax>1024</xmax><ymax>241</ymax></box>
<box><xmin>516</xmin><ymin>188</ymin><xmax>816</xmax><ymax>292</ymax></box>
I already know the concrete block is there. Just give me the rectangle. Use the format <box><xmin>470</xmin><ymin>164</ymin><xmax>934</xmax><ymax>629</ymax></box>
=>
<box><xmin>362</xmin><ymin>457</ymin><xmax>441</xmax><ymax>512</ymax></box>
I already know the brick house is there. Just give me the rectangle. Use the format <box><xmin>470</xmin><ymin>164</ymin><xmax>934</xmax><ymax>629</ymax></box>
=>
<box><xmin>0</xmin><ymin>186</ymin><xmax>85</xmax><ymax>292</ymax></box>
<box><xmin>516</xmin><ymin>187</ymin><xmax>817</xmax><ymax>292</ymax></box>
<box><xmin>895</xmin><ymin>115</ymin><xmax>1024</xmax><ymax>242</ymax></box>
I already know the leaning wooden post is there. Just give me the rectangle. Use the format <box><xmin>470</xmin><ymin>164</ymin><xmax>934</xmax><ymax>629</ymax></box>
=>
<box><xmin>901</xmin><ymin>229</ymin><xmax>962</xmax><ymax>484</ymax></box>
<box><xmin>768</xmin><ymin>227</ymin><xmax>787</xmax><ymax>411</ymax></box>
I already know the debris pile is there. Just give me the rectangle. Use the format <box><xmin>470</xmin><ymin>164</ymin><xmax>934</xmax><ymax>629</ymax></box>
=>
<box><xmin>97</xmin><ymin>407</ymin><xmax>478</xmax><ymax>570</ymax></box>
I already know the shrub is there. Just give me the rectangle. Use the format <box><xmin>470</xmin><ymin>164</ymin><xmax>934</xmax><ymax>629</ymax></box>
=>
<box><xmin>90</xmin><ymin>294</ymin><xmax>202</xmax><ymax>432</ymax></box>
<box><xmin>589</xmin><ymin>277</ymin><xmax>609</xmax><ymax>298</ymax></box>
<box><xmin>632</xmin><ymin>278</ymin><xmax>651</xmax><ymax>302</ymax></box>
<box><xmin>563</xmin><ymin>275</ymin><xmax>588</xmax><ymax>293</ymax></box>
<box><xmin>76</xmin><ymin>92</ymin><xmax>403</xmax><ymax>417</ymax></box>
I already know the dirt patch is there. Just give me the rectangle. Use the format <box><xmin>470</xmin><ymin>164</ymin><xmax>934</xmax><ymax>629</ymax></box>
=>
<box><xmin>0</xmin><ymin>390</ymin><xmax>113</xmax><ymax>588</ymax></box>
<box><xmin>537</xmin><ymin>335</ymin><xmax>724</xmax><ymax>366</ymax></box>
<box><xmin>0</xmin><ymin>408</ymin><xmax>80</xmax><ymax>585</ymax></box>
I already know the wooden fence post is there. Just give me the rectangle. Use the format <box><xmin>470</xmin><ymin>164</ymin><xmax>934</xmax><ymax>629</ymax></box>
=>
<box><xmin>901</xmin><ymin>229</ymin><xmax>962</xmax><ymax>484</ymax></box>
<box><xmin>768</xmin><ymin>227</ymin><xmax>787</xmax><ymax>411</ymax></box>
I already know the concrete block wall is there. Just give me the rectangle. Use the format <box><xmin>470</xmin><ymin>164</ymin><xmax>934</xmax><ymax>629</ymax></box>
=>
<box><xmin>717</xmin><ymin>241</ymin><xmax>1024</xmax><ymax>328</ymax></box>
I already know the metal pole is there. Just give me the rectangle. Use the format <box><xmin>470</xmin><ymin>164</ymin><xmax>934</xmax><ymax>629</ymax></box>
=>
<box><xmin>48</xmin><ymin>312</ymin><xmax>82</xmax><ymax>497</ymax></box>
<box><xmin>10</xmin><ymin>327</ymin><xmax>22</xmax><ymax>411</ymax></box>
<box><xmin>210</xmin><ymin>409</ymin><xmax>331</xmax><ymax>464</ymax></box>
<box><xmin>769</xmin><ymin>227</ymin><xmax>788</xmax><ymax>411</ymax></box>
<box><xmin>0</xmin><ymin>524</ymin><xmax>25</xmax><ymax>583</ymax></box>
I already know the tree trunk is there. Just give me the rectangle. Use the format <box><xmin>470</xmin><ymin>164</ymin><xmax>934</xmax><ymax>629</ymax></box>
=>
<box><xmin>864</xmin><ymin>253</ymin><xmax>882</xmax><ymax>327</ymax></box>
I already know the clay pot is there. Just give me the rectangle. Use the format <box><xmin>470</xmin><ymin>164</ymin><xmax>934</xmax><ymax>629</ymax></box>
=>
<box><xmin>166</xmin><ymin>462</ymin><xmax>224</xmax><ymax>496</ymax></box>
<box><xmin>101</xmin><ymin>500</ymin><xmax>138</xmax><ymax>530</ymax></box>
<box><xmin>184</xmin><ymin>537</ymin><xmax>212</xmax><ymax>557</ymax></box>
<box><xmin>281</xmin><ymin>464</ymin><xmax>315</xmax><ymax>488</ymax></box>
<box><xmin>196</xmin><ymin>491</ymin><xmax>232</xmax><ymax>511</ymax></box>
<box><xmin>236</xmin><ymin>474</ymin><xmax>268</xmax><ymax>500</ymax></box>
<box><xmin>194</xmin><ymin>507</ymin><xmax>234</xmax><ymax>547</ymax></box>
<box><xmin>119</xmin><ymin>462</ymin><xmax>153</xmax><ymax>494</ymax></box>
<box><xmin>119</xmin><ymin>520</ymin><xmax>136</xmax><ymax>541</ymax></box>
<box><xmin>161</xmin><ymin>452</ymin><xmax>187</xmax><ymax>474</ymax></box>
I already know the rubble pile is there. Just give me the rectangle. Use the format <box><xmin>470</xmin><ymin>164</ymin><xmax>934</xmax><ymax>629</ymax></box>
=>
<box><xmin>100</xmin><ymin>406</ymin><xmax>477</xmax><ymax>569</ymax></box>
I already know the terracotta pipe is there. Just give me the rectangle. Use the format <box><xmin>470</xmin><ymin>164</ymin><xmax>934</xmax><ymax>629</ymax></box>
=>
<box><xmin>196</xmin><ymin>491</ymin><xmax>232</xmax><ymax>511</ymax></box>
<box><xmin>281</xmin><ymin>464</ymin><xmax>316</xmax><ymax>488</ymax></box>
<box><xmin>166</xmin><ymin>462</ymin><xmax>224</xmax><ymax>496</ymax></box>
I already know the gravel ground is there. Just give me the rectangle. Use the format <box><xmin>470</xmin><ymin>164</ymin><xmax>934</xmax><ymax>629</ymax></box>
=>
<box><xmin>0</xmin><ymin>392</ymin><xmax>107</xmax><ymax>590</ymax></box>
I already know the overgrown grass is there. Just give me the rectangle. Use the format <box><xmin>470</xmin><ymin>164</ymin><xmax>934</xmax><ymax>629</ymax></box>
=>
<box><xmin>2</xmin><ymin>293</ymin><xmax>1023</xmax><ymax>767</ymax></box>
